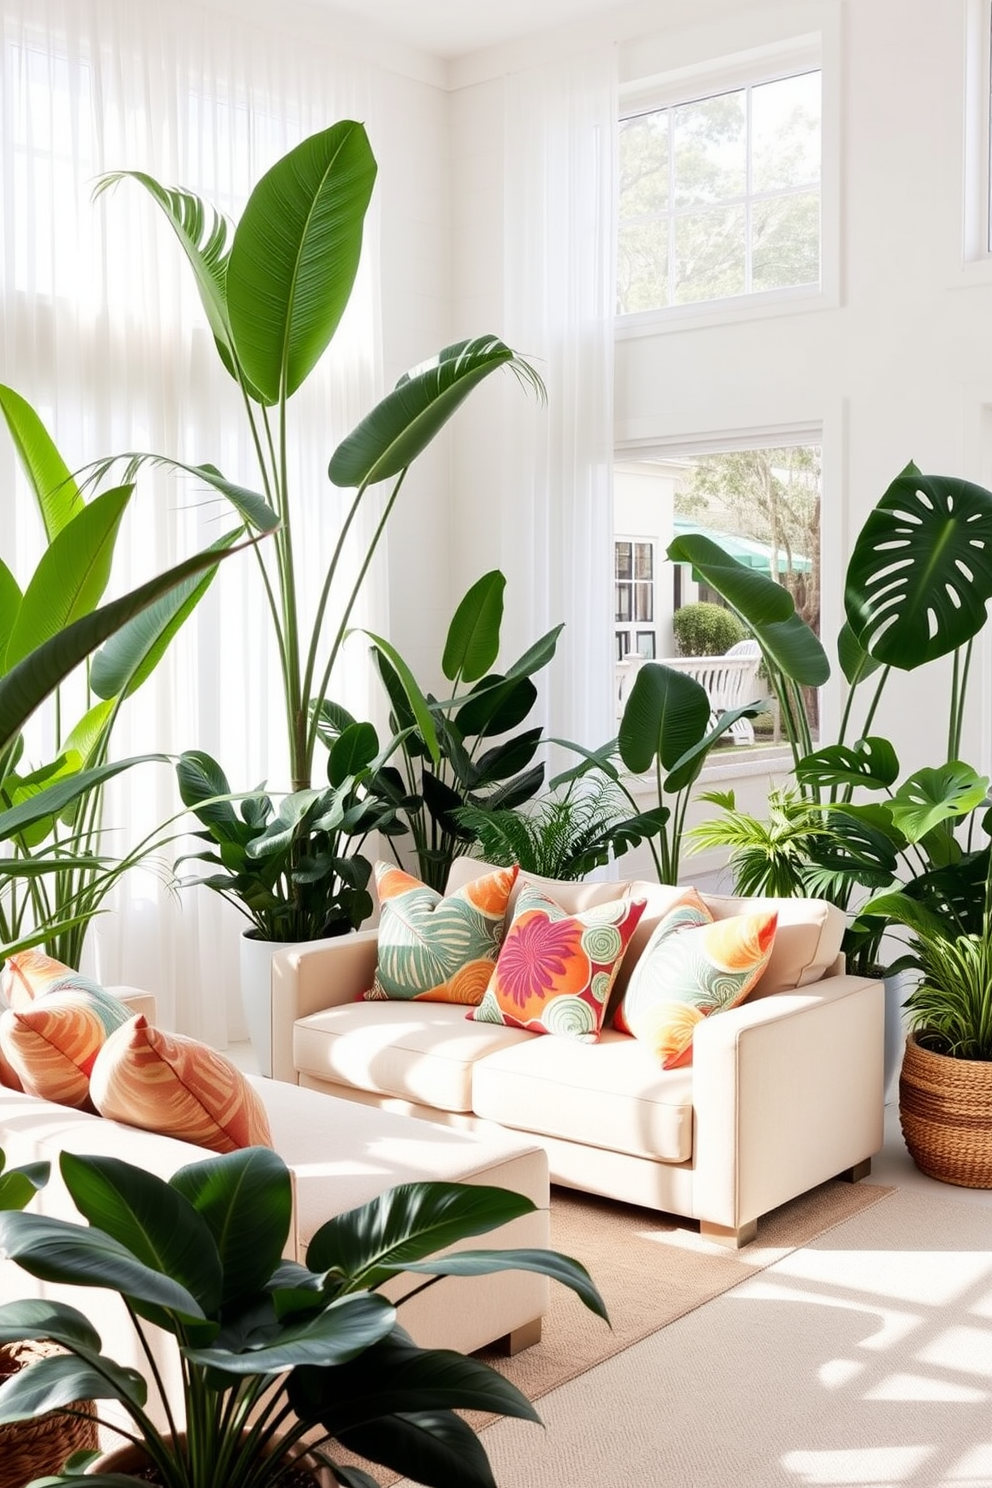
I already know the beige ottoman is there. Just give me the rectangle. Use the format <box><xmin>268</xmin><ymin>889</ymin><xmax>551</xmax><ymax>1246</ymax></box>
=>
<box><xmin>255</xmin><ymin>1076</ymin><xmax>551</xmax><ymax>1356</ymax></box>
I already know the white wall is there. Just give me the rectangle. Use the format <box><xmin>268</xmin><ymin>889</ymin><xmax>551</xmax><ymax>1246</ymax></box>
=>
<box><xmin>436</xmin><ymin>0</ymin><xmax>992</xmax><ymax>777</ymax></box>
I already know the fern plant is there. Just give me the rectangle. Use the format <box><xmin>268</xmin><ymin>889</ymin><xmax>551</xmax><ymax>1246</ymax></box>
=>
<box><xmin>456</xmin><ymin>775</ymin><xmax>644</xmax><ymax>881</ymax></box>
<box><xmin>904</xmin><ymin>932</ymin><xmax>992</xmax><ymax>1060</ymax></box>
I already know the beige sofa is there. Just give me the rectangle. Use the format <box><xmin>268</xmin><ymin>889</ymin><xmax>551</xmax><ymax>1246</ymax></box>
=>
<box><xmin>271</xmin><ymin>861</ymin><xmax>885</xmax><ymax>1246</ymax></box>
<box><xmin>0</xmin><ymin>1001</ymin><xmax>551</xmax><ymax>1430</ymax></box>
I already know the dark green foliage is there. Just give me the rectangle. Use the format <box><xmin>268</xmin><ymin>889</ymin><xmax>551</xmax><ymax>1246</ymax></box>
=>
<box><xmin>671</xmin><ymin>601</ymin><xmax>745</xmax><ymax>657</ymax></box>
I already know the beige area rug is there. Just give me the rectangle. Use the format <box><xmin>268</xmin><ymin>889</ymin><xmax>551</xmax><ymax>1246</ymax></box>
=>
<box><xmin>405</xmin><ymin>1184</ymin><xmax>992</xmax><ymax>1488</ymax></box>
<box><xmin>370</xmin><ymin>1177</ymin><xmax>892</xmax><ymax>1486</ymax></box>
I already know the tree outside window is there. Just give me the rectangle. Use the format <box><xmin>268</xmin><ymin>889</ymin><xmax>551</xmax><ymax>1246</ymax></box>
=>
<box><xmin>618</xmin><ymin>70</ymin><xmax>821</xmax><ymax>314</ymax></box>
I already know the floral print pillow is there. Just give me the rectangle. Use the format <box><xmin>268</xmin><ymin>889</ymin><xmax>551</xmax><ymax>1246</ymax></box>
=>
<box><xmin>469</xmin><ymin>884</ymin><xmax>645</xmax><ymax>1042</ymax></box>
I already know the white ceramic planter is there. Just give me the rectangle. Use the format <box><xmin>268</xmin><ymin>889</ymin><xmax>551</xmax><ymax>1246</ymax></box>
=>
<box><xmin>239</xmin><ymin>930</ymin><xmax>298</xmax><ymax>1079</ymax></box>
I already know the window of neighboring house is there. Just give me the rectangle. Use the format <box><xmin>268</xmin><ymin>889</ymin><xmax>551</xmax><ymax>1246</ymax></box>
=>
<box><xmin>617</xmin><ymin>68</ymin><xmax>821</xmax><ymax>315</ymax></box>
<box><xmin>615</xmin><ymin>539</ymin><xmax>657</xmax><ymax>660</ymax></box>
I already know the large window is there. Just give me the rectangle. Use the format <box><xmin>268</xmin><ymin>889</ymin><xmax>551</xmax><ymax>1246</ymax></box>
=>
<box><xmin>617</xmin><ymin>69</ymin><xmax>821</xmax><ymax>315</ymax></box>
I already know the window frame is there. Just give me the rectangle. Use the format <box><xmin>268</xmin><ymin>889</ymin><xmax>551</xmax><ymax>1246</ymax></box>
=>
<box><xmin>614</xmin><ymin>536</ymin><xmax>658</xmax><ymax>660</ymax></box>
<box><xmin>617</xmin><ymin>28</ymin><xmax>840</xmax><ymax>337</ymax></box>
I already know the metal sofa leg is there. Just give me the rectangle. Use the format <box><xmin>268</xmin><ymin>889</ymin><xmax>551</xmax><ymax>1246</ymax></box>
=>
<box><xmin>699</xmin><ymin>1217</ymin><xmax>758</xmax><ymax>1248</ymax></box>
<box><xmin>494</xmin><ymin>1318</ymin><xmax>542</xmax><ymax>1355</ymax></box>
<box><xmin>837</xmin><ymin>1157</ymin><xmax>872</xmax><ymax>1183</ymax></box>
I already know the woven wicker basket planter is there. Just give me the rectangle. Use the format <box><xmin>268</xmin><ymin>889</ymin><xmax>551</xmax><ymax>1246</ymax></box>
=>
<box><xmin>0</xmin><ymin>1341</ymin><xmax>97</xmax><ymax>1488</ymax></box>
<box><xmin>899</xmin><ymin>1031</ymin><xmax>992</xmax><ymax>1188</ymax></box>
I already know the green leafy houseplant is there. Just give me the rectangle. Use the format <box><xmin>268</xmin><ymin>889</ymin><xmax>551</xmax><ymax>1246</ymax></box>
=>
<box><xmin>0</xmin><ymin>387</ymin><xmax>261</xmax><ymax>966</ymax></box>
<box><xmin>675</xmin><ymin>464</ymin><xmax>992</xmax><ymax>973</ymax></box>
<box><xmin>454</xmin><ymin>766</ymin><xmax>657</xmax><ymax>882</ymax></box>
<box><xmin>95</xmin><ymin>126</ymin><xmax>543</xmax><ymax>937</ymax></box>
<box><xmin>362</xmin><ymin>570</ymin><xmax>563</xmax><ymax>892</ymax></box>
<box><xmin>173</xmin><ymin>720</ymin><xmax>408</xmax><ymax>941</ymax></box>
<box><xmin>0</xmin><ymin>1146</ymin><xmax>606</xmax><ymax>1488</ymax></box>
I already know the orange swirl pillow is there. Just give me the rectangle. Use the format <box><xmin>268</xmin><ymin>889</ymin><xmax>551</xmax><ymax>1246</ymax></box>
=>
<box><xmin>1</xmin><ymin>949</ymin><xmax>77</xmax><ymax>1007</ymax></box>
<box><xmin>615</xmin><ymin>892</ymin><xmax>777</xmax><ymax>1068</ymax></box>
<box><xmin>90</xmin><ymin>1016</ymin><xmax>272</xmax><ymax>1153</ymax></box>
<box><xmin>0</xmin><ymin>978</ymin><xmax>132</xmax><ymax>1109</ymax></box>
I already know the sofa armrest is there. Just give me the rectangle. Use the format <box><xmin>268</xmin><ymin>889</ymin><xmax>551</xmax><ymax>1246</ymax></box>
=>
<box><xmin>691</xmin><ymin>974</ymin><xmax>884</xmax><ymax>1232</ymax></box>
<box><xmin>109</xmin><ymin>987</ymin><xmax>158</xmax><ymax>1022</ymax></box>
<box><xmin>270</xmin><ymin>930</ymin><xmax>380</xmax><ymax>1083</ymax></box>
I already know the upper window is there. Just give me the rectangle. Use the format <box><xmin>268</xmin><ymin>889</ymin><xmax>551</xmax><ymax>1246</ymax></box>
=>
<box><xmin>617</xmin><ymin>70</ymin><xmax>821</xmax><ymax>315</ymax></box>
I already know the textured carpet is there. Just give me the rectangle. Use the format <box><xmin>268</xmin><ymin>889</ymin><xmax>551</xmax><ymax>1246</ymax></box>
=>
<box><xmin>408</xmin><ymin>1184</ymin><xmax>992</xmax><ymax>1488</ymax></box>
<box><xmin>374</xmin><ymin>1176</ymin><xmax>893</xmax><ymax>1486</ymax></box>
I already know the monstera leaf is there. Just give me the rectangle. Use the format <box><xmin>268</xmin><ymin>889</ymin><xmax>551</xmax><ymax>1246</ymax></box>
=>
<box><xmin>845</xmin><ymin>464</ymin><xmax>992</xmax><ymax>667</ymax></box>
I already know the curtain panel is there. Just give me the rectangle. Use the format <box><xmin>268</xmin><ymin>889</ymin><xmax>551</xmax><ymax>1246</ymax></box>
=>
<box><xmin>500</xmin><ymin>47</ymin><xmax>618</xmax><ymax>758</ymax></box>
<box><xmin>0</xmin><ymin>0</ymin><xmax>383</xmax><ymax>1041</ymax></box>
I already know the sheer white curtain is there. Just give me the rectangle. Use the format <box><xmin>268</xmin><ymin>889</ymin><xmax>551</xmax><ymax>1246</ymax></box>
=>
<box><xmin>0</xmin><ymin>0</ymin><xmax>384</xmax><ymax>1041</ymax></box>
<box><xmin>500</xmin><ymin>48</ymin><xmax>618</xmax><ymax>756</ymax></box>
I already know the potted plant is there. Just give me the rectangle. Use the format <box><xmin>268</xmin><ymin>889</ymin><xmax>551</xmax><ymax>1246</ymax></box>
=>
<box><xmin>92</xmin><ymin>127</ymin><xmax>544</xmax><ymax>1050</ymax></box>
<box><xmin>674</xmin><ymin>463</ymin><xmax>992</xmax><ymax>1091</ymax></box>
<box><xmin>0</xmin><ymin>1146</ymin><xmax>606</xmax><ymax>1488</ymax></box>
<box><xmin>0</xmin><ymin>1147</ymin><xmax>102</xmax><ymax>1481</ymax></box>
<box><xmin>362</xmin><ymin>570</ymin><xmax>563</xmax><ymax>891</ymax></box>
<box><xmin>173</xmin><ymin>724</ymin><xmax>408</xmax><ymax>1074</ymax></box>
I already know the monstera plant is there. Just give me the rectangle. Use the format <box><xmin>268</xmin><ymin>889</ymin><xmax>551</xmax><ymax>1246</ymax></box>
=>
<box><xmin>678</xmin><ymin>462</ymin><xmax>992</xmax><ymax>972</ymax></box>
<box><xmin>93</xmin><ymin>125</ymin><xmax>543</xmax><ymax>942</ymax></box>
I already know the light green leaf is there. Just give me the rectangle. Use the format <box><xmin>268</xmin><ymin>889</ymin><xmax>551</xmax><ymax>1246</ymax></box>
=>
<box><xmin>6</xmin><ymin>486</ymin><xmax>132</xmax><ymax>669</ymax></box>
<box><xmin>228</xmin><ymin>121</ymin><xmax>377</xmax><ymax>404</ymax></box>
<box><xmin>361</xmin><ymin>633</ymin><xmax>440</xmax><ymax>765</ymax></box>
<box><xmin>0</xmin><ymin>755</ymin><xmax>167</xmax><ymax>843</ymax></box>
<box><xmin>0</xmin><ymin>384</ymin><xmax>83</xmax><ymax>540</ymax></box>
<box><xmin>887</xmin><ymin>762</ymin><xmax>990</xmax><ymax>843</ymax></box>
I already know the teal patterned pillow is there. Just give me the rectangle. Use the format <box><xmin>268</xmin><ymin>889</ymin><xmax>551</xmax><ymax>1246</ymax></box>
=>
<box><xmin>364</xmin><ymin>862</ymin><xmax>518</xmax><ymax>1004</ymax></box>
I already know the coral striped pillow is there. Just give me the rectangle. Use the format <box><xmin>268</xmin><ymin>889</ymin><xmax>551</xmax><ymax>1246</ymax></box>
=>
<box><xmin>90</xmin><ymin>1016</ymin><xmax>272</xmax><ymax>1153</ymax></box>
<box><xmin>0</xmin><ymin>978</ymin><xmax>132</xmax><ymax>1110</ymax></box>
<box><xmin>1</xmin><ymin>949</ymin><xmax>77</xmax><ymax>1007</ymax></box>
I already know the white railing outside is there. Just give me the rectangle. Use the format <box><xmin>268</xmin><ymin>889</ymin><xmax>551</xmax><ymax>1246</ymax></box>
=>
<box><xmin>615</xmin><ymin>645</ymin><xmax>766</xmax><ymax>745</ymax></box>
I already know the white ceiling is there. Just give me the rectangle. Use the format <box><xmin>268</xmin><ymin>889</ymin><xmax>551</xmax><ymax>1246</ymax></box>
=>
<box><xmin>318</xmin><ymin>0</ymin><xmax>630</xmax><ymax>61</ymax></box>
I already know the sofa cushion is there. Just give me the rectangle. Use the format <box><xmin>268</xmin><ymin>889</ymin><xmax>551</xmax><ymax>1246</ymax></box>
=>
<box><xmin>294</xmin><ymin>1002</ymin><xmax>533</xmax><ymax>1112</ymax></box>
<box><xmin>90</xmin><ymin>1015</ymin><xmax>272</xmax><ymax>1153</ymax></box>
<box><xmin>469</xmin><ymin>885</ymin><xmax>645</xmax><ymax>1043</ymax></box>
<box><xmin>471</xmin><ymin>1028</ymin><xmax>694</xmax><ymax>1164</ymax></box>
<box><xmin>615</xmin><ymin>895</ymin><xmax>777</xmax><ymax>1068</ymax></box>
<box><xmin>0</xmin><ymin>977</ymin><xmax>132</xmax><ymax>1110</ymax></box>
<box><xmin>365</xmin><ymin>861</ymin><xmax>517</xmax><ymax>1005</ymax></box>
<box><xmin>621</xmin><ymin>883</ymin><xmax>845</xmax><ymax>1003</ymax></box>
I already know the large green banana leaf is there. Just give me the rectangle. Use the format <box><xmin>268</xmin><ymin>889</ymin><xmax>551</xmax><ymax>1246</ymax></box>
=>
<box><xmin>0</xmin><ymin>383</ymin><xmax>83</xmax><ymax>539</ymax></box>
<box><xmin>845</xmin><ymin>464</ymin><xmax>992</xmax><ymax>667</ymax></box>
<box><xmin>329</xmin><ymin>337</ymin><xmax>542</xmax><ymax>488</ymax></box>
<box><xmin>0</xmin><ymin>535</ymin><xmax>260</xmax><ymax>754</ymax></box>
<box><xmin>228</xmin><ymin>120</ymin><xmax>377</xmax><ymax>404</ymax></box>
<box><xmin>667</xmin><ymin>533</ymin><xmax>829</xmax><ymax>685</ymax></box>
<box><xmin>5</xmin><ymin>485</ymin><xmax>132</xmax><ymax>669</ymax></box>
<box><xmin>0</xmin><ymin>559</ymin><xmax>20</xmax><ymax>665</ymax></box>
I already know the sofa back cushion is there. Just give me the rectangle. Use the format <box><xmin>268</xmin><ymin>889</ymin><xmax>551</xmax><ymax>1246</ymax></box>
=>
<box><xmin>446</xmin><ymin>860</ymin><xmax>846</xmax><ymax>1011</ymax></box>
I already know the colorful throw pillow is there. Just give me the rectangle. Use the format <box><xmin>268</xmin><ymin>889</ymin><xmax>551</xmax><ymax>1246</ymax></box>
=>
<box><xmin>615</xmin><ymin>893</ymin><xmax>777</xmax><ymax>1069</ymax></box>
<box><xmin>364</xmin><ymin>862</ymin><xmax>519</xmax><ymax>1005</ymax></box>
<box><xmin>469</xmin><ymin>884</ymin><xmax>645</xmax><ymax>1042</ymax></box>
<box><xmin>1</xmin><ymin>949</ymin><xmax>77</xmax><ymax>1008</ymax></box>
<box><xmin>0</xmin><ymin>976</ymin><xmax>132</xmax><ymax>1109</ymax></box>
<box><xmin>90</xmin><ymin>1016</ymin><xmax>272</xmax><ymax>1153</ymax></box>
